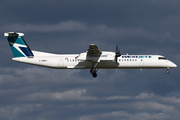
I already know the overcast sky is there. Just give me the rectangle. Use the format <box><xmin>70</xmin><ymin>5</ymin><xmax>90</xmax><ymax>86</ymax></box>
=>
<box><xmin>0</xmin><ymin>0</ymin><xmax>180</xmax><ymax>120</ymax></box>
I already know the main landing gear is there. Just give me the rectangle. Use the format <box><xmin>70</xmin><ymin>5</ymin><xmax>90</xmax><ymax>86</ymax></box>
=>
<box><xmin>90</xmin><ymin>69</ymin><xmax>98</xmax><ymax>78</ymax></box>
<box><xmin>90</xmin><ymin>62</ymin><xmax>98</xmax><ymax>78</ymax></box>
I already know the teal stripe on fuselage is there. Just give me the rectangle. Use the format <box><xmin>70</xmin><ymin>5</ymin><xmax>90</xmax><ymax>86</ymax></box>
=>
<box><xmin>10</xmin><ymin>46</ymin><xmax>25</xmax><ymax>57</ymax></box>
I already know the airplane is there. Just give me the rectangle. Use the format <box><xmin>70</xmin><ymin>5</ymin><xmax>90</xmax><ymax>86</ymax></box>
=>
<box><xmin>4</xmin><ymin>32</ymin><xmax>177</xmax><ymax>78</ymax></box>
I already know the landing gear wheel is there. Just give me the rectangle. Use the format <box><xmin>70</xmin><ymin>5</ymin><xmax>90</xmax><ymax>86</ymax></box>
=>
<box><xmin>92</xmin><ymin>73</ymin><xmax>97</xmax><ymax>78</ymax></box>
<box><xmin>90</xmin><ymin>69</ymin><xmax>97</xmax><ymax>78</ymax></box>
<box><xmin>90</xmin><ymin>69</ymin><xmax>95</xmax><ymax>74</ymax></box>
<box><xmin>166</xmin><ymin>69</ymin><xmax>170</xmax><ymax>74</ymax></box>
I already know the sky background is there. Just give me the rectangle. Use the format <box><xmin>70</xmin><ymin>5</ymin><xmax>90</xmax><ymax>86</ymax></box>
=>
<box><xmin>0</xmin><ymin>0</ymin><xmax>180</xmax><ymax>120</ymax></box>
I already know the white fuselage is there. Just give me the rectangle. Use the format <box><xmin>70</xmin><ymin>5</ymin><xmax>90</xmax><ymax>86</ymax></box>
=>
<box><xmin>12</xmin><ymin>51</ymin><xmax>177</xmax><ymax>69</ymax></box>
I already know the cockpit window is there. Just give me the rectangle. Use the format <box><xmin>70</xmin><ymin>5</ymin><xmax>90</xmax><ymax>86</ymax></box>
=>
<box><xmin>158</xmin><ymin>57</ymin><xmax>167</xmax><ymax>60</ymax></box>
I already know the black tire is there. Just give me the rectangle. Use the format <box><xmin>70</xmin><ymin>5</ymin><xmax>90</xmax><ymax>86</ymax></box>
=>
<box><xmin>92</xmin><ymin>73</ymin><xmax>97</xmax><ymax>78</ymax></box>
<box><xmin>166</xmin><ymin>70</ymin><xmax>170</xmax><ymax>74</ymax></box>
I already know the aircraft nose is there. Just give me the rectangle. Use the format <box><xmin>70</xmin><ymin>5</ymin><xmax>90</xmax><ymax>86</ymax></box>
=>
<box><xmin>168</xmin><ymin>61</ymin><xmax>177</xmax><ymax>68</ymax></box>
<box><xmin>173</xmin><ymin>63</ymin><xmax>177</xmax><ymax>68</ymax></box>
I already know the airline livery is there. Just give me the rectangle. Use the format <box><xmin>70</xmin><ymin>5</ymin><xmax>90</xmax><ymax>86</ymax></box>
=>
<box><xmin>4</xmin><ymin>32</ymin><xmax>177</xmax><ymax>78</ymax></box>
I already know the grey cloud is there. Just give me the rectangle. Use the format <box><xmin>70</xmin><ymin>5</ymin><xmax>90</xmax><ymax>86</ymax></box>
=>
<box><xmin>79</xmin><ymin>111</ymin><xmax>169</xmax><ymax>120</ymax></box>
<box><xmin>0</xmin><ymin>104</ymin><xmax>42</xmax><ymax>120</ymax></box>
<box><xmin>78</xmin><ymin>93</ymin><xmax>180</xmax><ymax>120</ymax></box>
<box><xmin>134</xmin><ymin>101</ymin><xmax>175</xmax><ymax>113</ymax></box>
<box><xmin>18</xmin><ymin>89</ymin><xmax>96</xmax><ymax>101</ymax></box>
<box><xmin>2</xmin><ymin>21</ymin><xmax>87</xmax><ymax>32</ymax></box>
<box><xmin>106</xmin><ymin>96</ymin><xmax>131</xmax><ymax>100</ymax></box>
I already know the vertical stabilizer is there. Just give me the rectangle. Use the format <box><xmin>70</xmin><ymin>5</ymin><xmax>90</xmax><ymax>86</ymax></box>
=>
<box><xmin>4</xmin><ymin>32</ymin><xmax>34</xmax><ymax>58</ymax></box>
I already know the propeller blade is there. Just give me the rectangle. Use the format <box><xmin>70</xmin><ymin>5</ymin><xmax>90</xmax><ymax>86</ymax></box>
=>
<box><xmin>116</xmin><ymin>45</ymin><xmax>118</xmax><ymax>53</ymax></box>
<box><xmin>115</xmin><ymin>57</ymin><xmax>117</xmax><ymax>64</ymax></box>
<box><xmin>115</xmin><ymin>45</ymin><xmax>121</xmax><ymax>64</ymax></box>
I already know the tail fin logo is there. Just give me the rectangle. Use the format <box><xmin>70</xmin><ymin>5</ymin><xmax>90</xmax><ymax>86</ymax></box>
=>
<box><xmin>4</xmin><ymin>32</ymin><xmax>34</xmax><ymax>58</ymax></box>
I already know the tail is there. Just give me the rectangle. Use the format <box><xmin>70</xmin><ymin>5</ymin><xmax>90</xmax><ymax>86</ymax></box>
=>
<box><xmin>4</xmin><ymin>32</ymin><xmax>34</xmax><ymax>58</ymax></box>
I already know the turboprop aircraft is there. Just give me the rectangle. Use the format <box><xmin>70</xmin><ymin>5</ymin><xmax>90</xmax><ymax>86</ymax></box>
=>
<box><xmin>4</xmin><ymin>32</ymin><xmax>177</xmax><ymax>78</ymax></box>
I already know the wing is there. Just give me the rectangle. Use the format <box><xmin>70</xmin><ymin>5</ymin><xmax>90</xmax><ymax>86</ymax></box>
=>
<box><xmin>76</xmin><ymin>44</ymin><xmax>115</xmax><ymax>62</ymax></box>
<box><xmin>75</xmin><ymin>44</ymin><xmax>102</xmax><ymax>61</ymax></box>
<box><xmin>87</xmin><ymin>44</ymin><xmax>102</xmax><ymax>56</ymax></box>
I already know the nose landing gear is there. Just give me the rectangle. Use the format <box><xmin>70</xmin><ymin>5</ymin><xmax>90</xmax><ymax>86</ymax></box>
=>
<box><xmin>166</xmin><ymin>68</ymin><xmax>170</xmax><ymax>74</ymax></box>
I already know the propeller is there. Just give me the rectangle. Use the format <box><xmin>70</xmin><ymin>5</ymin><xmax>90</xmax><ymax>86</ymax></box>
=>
<box><xmin>115</xmin><ymin>45</ymin><xmax>121</xmax><ymax>64</ymax></box>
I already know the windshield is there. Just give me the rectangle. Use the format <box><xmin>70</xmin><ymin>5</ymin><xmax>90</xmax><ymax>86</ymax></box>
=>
<box><xmin>158</xmin><ymin>57</ymin><xmax>167</xmax><ymax>60</ymax></box>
